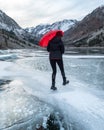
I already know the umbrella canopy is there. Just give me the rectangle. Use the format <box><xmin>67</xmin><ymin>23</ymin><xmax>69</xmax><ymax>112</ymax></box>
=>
<box><xmin>39</xmin><ymin>30</ymin><xmax>64</xmax><ymax>47</ymax></box>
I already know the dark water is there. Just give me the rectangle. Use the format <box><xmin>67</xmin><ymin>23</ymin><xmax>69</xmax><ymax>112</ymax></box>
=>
<box><xmin>65</xmin><ymin>47</ymin><xmax>104</xmax><ymax>55</ymax></box>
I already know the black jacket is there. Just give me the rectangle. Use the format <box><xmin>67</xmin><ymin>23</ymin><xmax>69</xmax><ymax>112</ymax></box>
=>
<box><xmin>47</xmin><ymin>36</ymin><xmax>65</xmax><ymax>59</ymax></box>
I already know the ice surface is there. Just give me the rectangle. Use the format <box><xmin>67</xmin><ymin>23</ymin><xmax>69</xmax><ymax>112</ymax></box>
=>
<box><xmin>0</xmin><ymin>79</ymin><xmax>54</xmax><ymax>129</ymax></box>
<box><xmin>0</xmin><ymin>49</ymin><xmax>104</xmax><ymax>130</ymax></box>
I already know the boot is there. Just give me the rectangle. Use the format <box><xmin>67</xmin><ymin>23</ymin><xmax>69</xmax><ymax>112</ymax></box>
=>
<box><xmin>51</xmin><ymin>81</ymin><xmax>57</xmax><ymax>90</ymax></box>
<box><xmin>63</xmin><ymin>77</ymin><xmax>69</xmax><ymax>85</ymax></box>
<box><xmin>51</xmin><ymin>74</ymin><xmax>57</xmax><ymax>90</ymax></box>
<box><xmin>51</xmin><ymin>85</ymin><xmax>57</xmax><ymax>90</ymax></box>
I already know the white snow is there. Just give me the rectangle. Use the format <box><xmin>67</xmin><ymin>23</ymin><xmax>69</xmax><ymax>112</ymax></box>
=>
<box><xmin>0</xmin><ymin>49</ymin><xmax>104</xmax><ymax>130</ymax></box>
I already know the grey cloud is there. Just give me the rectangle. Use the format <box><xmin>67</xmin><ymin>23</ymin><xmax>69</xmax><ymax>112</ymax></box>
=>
<box><xmin>0</xmin><ymin>0</ymin><xmax>103</xmax><ymax>27</ymax></box>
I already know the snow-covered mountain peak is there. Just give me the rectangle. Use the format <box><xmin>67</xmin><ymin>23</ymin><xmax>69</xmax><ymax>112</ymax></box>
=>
<box><xmin>25</xmin><ymin>19</ymin><xmax>77</xmax><ymax>39</ymax></box>
<box><xmin>51</xmin><ymin>19</ymin><xmax>77</xmax><ymax>31</ymax></box>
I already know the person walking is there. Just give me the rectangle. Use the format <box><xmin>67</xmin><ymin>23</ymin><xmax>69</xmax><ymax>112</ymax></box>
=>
<box><xmin>47</xmin><ymin>32</ymin><xmax>69</xmax><ymax>90</ymax></box>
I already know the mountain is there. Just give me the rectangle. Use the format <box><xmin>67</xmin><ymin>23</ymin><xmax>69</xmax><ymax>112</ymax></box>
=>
<box><xmin>63</xmin><ymin>6</ymin><xmax>104</xmax><ymax>47</ymax></box>
<box><xmin>0</xmin><ymin>10</ymin><xmax>21</xmax><ymax>30</ymax></box>
<box><xmin>25</xmin><ymin>19</ymin><xmax>77</xmax><ymax>40</ymax></box>
<box><xmin>0</xmin><ymin>5</ymin><xmax>104</xmax><ymax>49</ymax></box>
<box><xmin>0</xmin><ymin>10</ymin><xmax>37</xmax><ymax>49</ymax></box>
<box><xmin>0</xmin><ymin>9</ymin><xmax>77</xmax><ymax>48</ymax></box>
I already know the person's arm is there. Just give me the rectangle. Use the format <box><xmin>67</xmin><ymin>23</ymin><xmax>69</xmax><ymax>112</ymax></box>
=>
<box><xmin>47</xmin><ymin>42</ymin><xmax>50</xmax><ymax>52</ymax></box>
<box><xmin>60</xmin><ymin>40</ymin><xmax>65</xmax><ymax>54</ymax></box>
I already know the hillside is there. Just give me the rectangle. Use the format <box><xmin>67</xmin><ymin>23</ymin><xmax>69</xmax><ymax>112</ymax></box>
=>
<box><xmin>0</xmin><ymin>10</ymin><xmax>37</xmax><ymax>49</ymax></box>
<box><xmin>0</xmin><ymin>28</ymin><xmax>38</xmax><ymax>49</ymax></box>
<box><xmin>63</xmin><ymin>6</ymin><xmax>104</xmax><ymax>47</ymax></box>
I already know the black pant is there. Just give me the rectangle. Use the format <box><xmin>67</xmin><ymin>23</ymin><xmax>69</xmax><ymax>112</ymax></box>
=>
<box><xmin>50</xmin><ymin>59</ymin><xmax>65</xmax><ymax>83</ymax></box>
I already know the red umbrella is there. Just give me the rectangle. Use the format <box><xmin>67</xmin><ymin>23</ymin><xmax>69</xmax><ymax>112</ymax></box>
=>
<box><xmin>39</xmin><ymin>30</ymin><xmax>64</xmax><ymax>47</ymax></box>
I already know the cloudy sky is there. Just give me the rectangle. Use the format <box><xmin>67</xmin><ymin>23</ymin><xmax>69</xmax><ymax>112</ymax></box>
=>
<box><xmin>0</xmin><ymin>0</ymin><xmax>103</xmax><ymax>28</ymax></box>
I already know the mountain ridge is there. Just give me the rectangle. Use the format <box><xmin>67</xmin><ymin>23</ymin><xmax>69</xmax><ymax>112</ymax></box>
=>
<box><xmin>63</xmin><ymin>5</ymin><xmax>104</xmax><ymax>47</ymax></box>
<box><xmin>25</xmin><ymin>19</ymin><xmax>77</xmax><ymax>41</ymax></box>
<box><xmin>0</xmin><ymin>10</ymin><xmax>21</xmax><ymax>30</ymax></box>
<box><xmin>0</xmin><ymin>6</ymin><xmax>104</xmax><ymax>49</ymax></box>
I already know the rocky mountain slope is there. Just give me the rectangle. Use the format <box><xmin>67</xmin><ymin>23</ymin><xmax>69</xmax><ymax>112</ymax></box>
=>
<box><xmin>0</xmin><ymin>10</ymin><xmax>21</xmax><ymax>31</ymax></box>
<box><xmin>63</xmin><ymin>6</ymin><xmax>104</xmax><ymax>47</ymax></box>
<box><xmin>0</xmin><ymin>10</ymin><xmax>37</xmax><ymax>49</ymax></box>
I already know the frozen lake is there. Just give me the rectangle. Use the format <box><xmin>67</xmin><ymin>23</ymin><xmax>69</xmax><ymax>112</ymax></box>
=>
<box><xmin>0</xmin><ymin>49</ymin><xmax>104</xmax><ymax>130</ymax></box>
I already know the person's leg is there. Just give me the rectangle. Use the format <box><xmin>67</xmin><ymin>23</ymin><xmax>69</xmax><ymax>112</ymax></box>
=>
<box><xmin>57</xmin><ymin>59</ymin><xmax>69</xmax><ymax>85</ymax></box>
<box><xmin>56</xmin><ymin>59</ymin><xmax>65</xmax><ymax>77</ymax></box>
<box><xmin>50</xmin><ymin>59</ymin><xmax>57</xmax><ymax>90</ymax></box>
